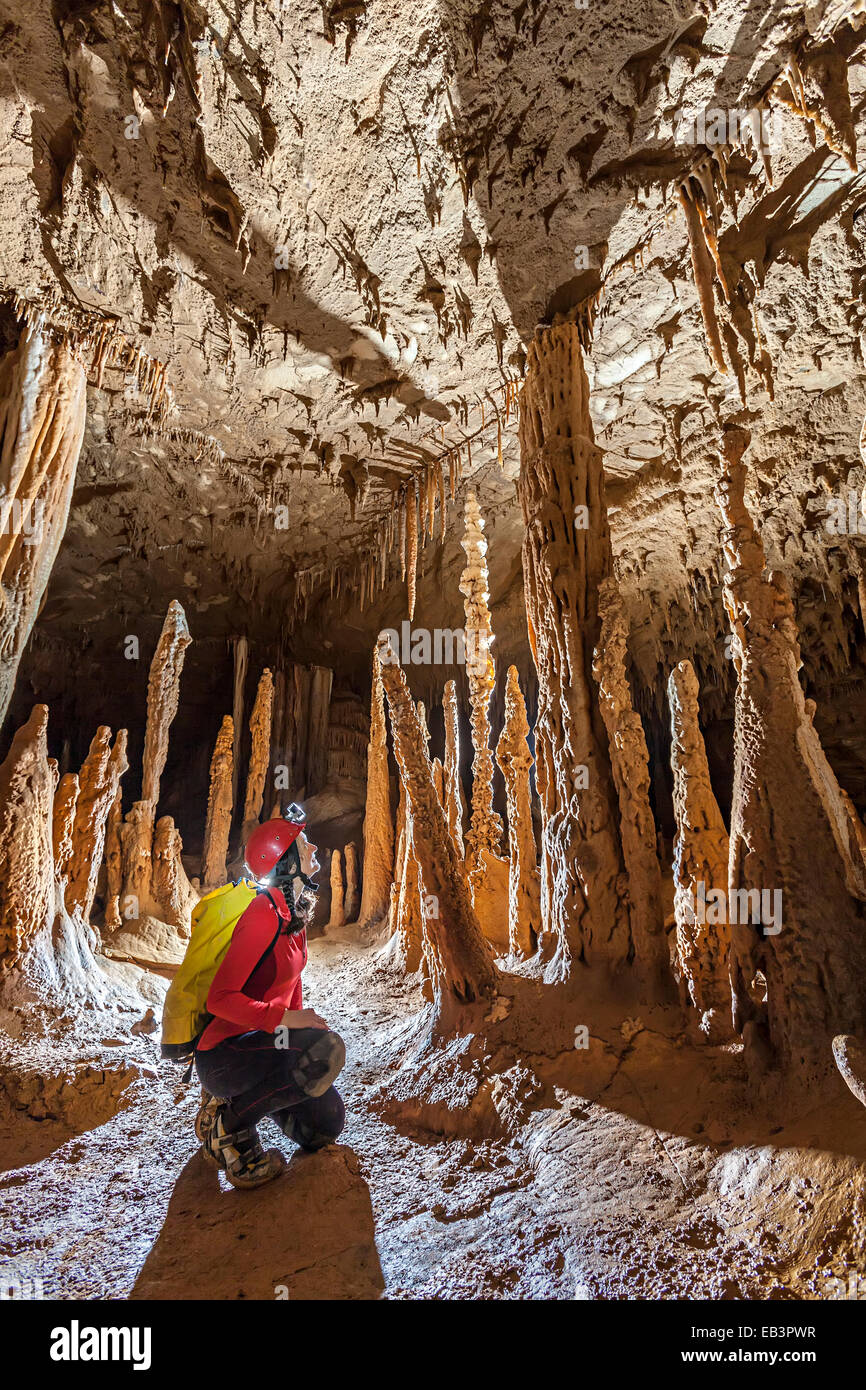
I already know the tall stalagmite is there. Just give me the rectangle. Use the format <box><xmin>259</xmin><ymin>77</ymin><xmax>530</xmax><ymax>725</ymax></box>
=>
<box><xmin>119</xmin><ymin>600</ymin><xmax>193</xmax><ymax>923</ymax></box>
<box><xmin>306</xmin><ymin>666</ymin><xmax>333</xmax><ymax>795</ymax></box>
<box><xmin>517</xmin><ymin>323</ymin><xmax>633</xmax><ymax>980</ymax></box>
<box><xmin>52</xmin><ymin>773</ymin><xmax>79</xmax><ymax>886</ymax></box>
<box><xmin>141</xmin><ymin>600</ymin><xmax>192</xmax><ymax>810</ymax></box>
<box><xmin>378</xmin><ymin>632</ymin><xmax>497</xmax><ymax>1026</ymax></box>
<box><xmin>593</xmin><ymin>578</ymin><xmax>667</xmax><ymax>985</ymax></box>
<box><xmin>344</xmin><ymin>841</ymin><xmax>360</xmax><ymax>922</ymax></box>
<box><xmin>102</xmin><ymin>789</ymin><xmax>124</xmax><ymax>930</ymax></box>
<box><xmin>66</xmin><ymin>727</ymin><xmax>129</xmax><ymax>924</ymax></box>
<box><xmin>668</xmin><ymin>659</ymin><xmax>733</xmax><ymax>1041</ymax></box>
<box><xmin>495</xmin><ymin>665</ymin><xmax>540</xmax><ymax>958</ymax></box>
<box><xmin>459</xmin><ymin>491</ymin><xmax>503</xmax><ymax>874</ymax></box>
<box><xmin>202</xmin><ymin>716</ymin><xmax>234</xmax><ymax>890</ymax></box>
<box><xmin>230</xmin><ymin>635</ymin><xmax>249</xmax><ymax>804</ymax></box>
<box><xmin>328</xmin><ymin>849</ymin><xmax>345</xmax><ymax>929</ymax></box>
<box><xmin>0</xmin><ymin>324</ymin><xmax>87</xmax><ymax>728</ymax></box>
<box><xmin>358</xmin><ymin>646</ymin><xmax>394</xmax><ymax>925</ymax></box>
<box><xmin>717</xmin><ymin>425</ymin><xmax>866</xmax><ymax>1072</ymax></box>
<box><xmin>442</xmin><ymin>680</ymin><xmax>464</xmax><ymax>858</ymax></box>
<box><xmin>0</xmin><ymin>706</ymin><xmax>55</xmax><ymax>965</ymax></box>
<box><xmin>241</xmin><ymin>668</ymin><xmax>274</xmax><ymax>844</ymax></box>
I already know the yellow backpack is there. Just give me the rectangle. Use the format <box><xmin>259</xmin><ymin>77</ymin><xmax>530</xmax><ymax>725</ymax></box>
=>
<box><xmin>160</xmin><ymin>880</ymin><xmax>279</xmax><ymax>1064</ymax></box>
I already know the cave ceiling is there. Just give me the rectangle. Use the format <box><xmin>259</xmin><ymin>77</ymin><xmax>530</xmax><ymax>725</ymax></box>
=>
<box><xmin>1</xmin><ymin>0</ymin><xmax>866</xmax><ymax>696</ymax></box>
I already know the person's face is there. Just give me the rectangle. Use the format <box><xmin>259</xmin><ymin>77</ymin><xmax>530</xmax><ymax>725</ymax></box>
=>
<box><xmin>296</xmin><ymin>832</ymin><xmax>319</xmax><ymax>880</ymax></box>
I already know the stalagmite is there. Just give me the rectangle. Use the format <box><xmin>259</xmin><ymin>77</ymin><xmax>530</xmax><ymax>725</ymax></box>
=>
<box><xmin>66</xmin><ymin>728</ymin><xmax>129</xmax><ymax>925</ymax></box>
<box><xmin>0</xmin><ymin>706</ymin><xmax>55</xmax><ymax>965</ymax></box>
<box><xmin>717</xmin><ymin>426</ymin><xmax>866</xmax><ymax>1073</ymax></box>
<box><xmin>306</xmin><ymin>666</ymin><xmax>333</xmax><ymax>795</ymax></box>
<box><xmin>593</xmin><ymin>578</ymin><xmax>667</xmax><ymax>984</ymax></box>
<box><xmin>52</xmin><ymin>773</ymin><xmax>79</xmax><ymax>885</ymax></box>
<box><xmin>241</xmin><ymin>668</ymin><xmax>274</xmax><ymax>843</ymax></box>
<box><xmin>151</xmin><ymin>816</ymin><xmax>197</xmax><ymax>932</ymax></box>
<box><xmin>378</xmin><ymin>632</ymin><xmax>497</xmax><ymax>1026</ymax></box>
<box><xmin>442</xmin><ymin>679</ymin><xmax>464</xmax><ymax>857</ymax></box>
<box><xmin>667</xmin><ymin>660</ymin><xmax>733</xmax><ymax>1042</ymax></box>
<box><xmin>141</xmin><ymin>600</ymin><xmax>192</xmax><ymax>809</ymax></box>
<box><xmin>386</xmin><ymin>776</ymin><xmax>408</xmax><ymax>945</ymax></box>
<box><xmin>394</xmin><ymin>816</ymin><xmax>425</xmax><ymax>973</ymax></box>
<box><xmin>102</xmin><ymin>788</ymin><xmax>124</xmax><ymax>931</ymax></box>
<box><xmin>0</xmin><ymin>324</ymin><xmax>87</xmax><ymax>728</ymax></box>
<box><xmin>328</xmin><ymin>849</ymin><xmax>346</xmax><ymax>928</ymax></box>
<box><xmin>118</xmin><ymin>600</ymin><xmax>192</xmax><ymax>925</ymax></box>
<box><xmin>432</xmin><ymin>756</ymin><xmax>445</xmax><ymax>806</ymax></box>
<box><xmin>202</xmin><ymin>716</ymin><xmax>234</xmax><ymax>890</ymax></box>
<box><xmin>391</xmin><ymin>701</ymin><xmax>430</xmax><ymax>972</ymax></box>
<box><xmin>119</xmin><ymin>802</ymin><xmax>154</xmax><ymax>917</ymax></box>
<box><xmin>495</xmin><ymin>665</ymin><xmax>539</xmax><ymax>958</ymax></box>
<box><xmin>459</xmin><ymin>490</ymin><xmax>504</xmax><ymax>874</ymax></box>
<box><xmin>230</xmin><ymin>635</ymin><xmax>249</xmax><ymax>804</ymax></box>
<box><xmin>358</xmin><ymin>646</ymin><xmax>394</xmax><ymax>926</ymax></box>
<box><xmin>344</xmin><ymin>841</ymin><xmax>360</xmax><ymax>921</ymax></box>
<box><xmin>517</xmin><ymin>322</ymin><xmax>634</xmax><ymax>980</ymax></box>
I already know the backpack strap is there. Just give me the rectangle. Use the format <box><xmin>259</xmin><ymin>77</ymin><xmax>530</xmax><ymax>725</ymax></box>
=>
<box><xmin>237</xmin><ymin>889</ymin><xmax>287</xmax><ymax>992</ymax></box>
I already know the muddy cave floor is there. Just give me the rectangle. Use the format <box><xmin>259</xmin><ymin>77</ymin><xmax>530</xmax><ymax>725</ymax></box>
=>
<box><xmin>1</xmin><ymin>935</ymin><xmax>865</xmax><ymax>1302</ymax></box>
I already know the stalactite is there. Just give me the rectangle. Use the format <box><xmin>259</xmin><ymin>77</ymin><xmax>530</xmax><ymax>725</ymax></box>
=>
<box><xmin>202</xmin><ymin>716</ymin><xmax>234</xmax><ymax>890</ymax></box>
<box><xmin>407</xmin><ymin>477</ymin><xmax>419</xmax><ymax>619</ymax></box>
<box><xmin>593</xmin><ymin>578</ymin><xmax>667</xmax><ymax>986</ymax></box>
<box><xmin>667</xmin><ymin>660</ymin><xmax>734</xmax><ymax>1042</ymax></box>
<box><xmin>679</xmin><ymin>185</ymin><xmax>727</xmax><ymax>375</ymax></box>
<box><xmin>66</xmin><ymin>728</ymin><xmax>129</xmax><ymax>925</ymax></box>
<box><xmin>494</xmin><ymin>665</ymin><xmax>539</xmax><ymax>959</ymax></box>
<box><xmin>241</xmin><ymin>668</ymin><xmax>274</xmax><ymax>843</ymax></box>
<box><xmin>717</xmin><ymin>426</ymin><xmax>866</xmax><ymax>1074</ymax></box>
<box><xmin>442</xmin><ymin>679</ymin><xmax>465</xmax><ymax>859</ymax></box>
<box><xmin>328</xmin><ymin>849</ymin><xmax>346</xmax><ymax>929</ymax></box>
<box><xmin>358</xmin><ymin>646</ymin><xmax>394</xmax><ymax>926</ymax></box>
<box><xmin>517</xmin><ymin>323</ymin><xmax>634</xmax><ymax>981</ymax></box>
<box><xmin>378</xmin><ymin>632</ymin><xmax>497</xmax><ymax>1029</ymax></box>
<box><xmin>0</xmin><ymin>322</ymin><xmax>87</xmax><ymax>728</ymax></box>
<box><xmin>437</xmin><ymin>459</ymin><xmax>447</xmax><ymax>541</ymax></box>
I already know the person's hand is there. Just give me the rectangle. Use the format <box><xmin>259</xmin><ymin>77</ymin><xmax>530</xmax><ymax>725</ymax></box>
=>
<box><xmin>280</xmin><ymin>1007</ymin><xmax>329</xmax><ymax>1030</ymax></box>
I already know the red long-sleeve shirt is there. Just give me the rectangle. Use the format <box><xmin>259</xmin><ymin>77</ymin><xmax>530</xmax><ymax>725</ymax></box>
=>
<box><xmin>197</xmin><ymin>889</ymin><xmax>307</xmax><ymax>1051</ymax></box>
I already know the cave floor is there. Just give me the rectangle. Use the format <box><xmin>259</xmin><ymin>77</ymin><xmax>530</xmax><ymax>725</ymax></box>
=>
<box><xmin>1</xmin><ymin>935</ymin><xmax>865</xmax><ymax>1301</ymax></box>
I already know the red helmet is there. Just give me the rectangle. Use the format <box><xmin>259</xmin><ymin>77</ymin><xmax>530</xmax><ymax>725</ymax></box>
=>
<box><xmin>245</xmin><ymin>814</ymin><xmax>305</xmax><ymax>879</ymax></box>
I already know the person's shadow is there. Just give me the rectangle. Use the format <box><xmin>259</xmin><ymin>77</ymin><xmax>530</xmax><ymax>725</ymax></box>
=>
<box><xmin>131</xmin><ymin>1140</ymin><xmax>384</xmax><ymax>1300</ymax></box>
